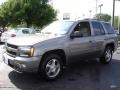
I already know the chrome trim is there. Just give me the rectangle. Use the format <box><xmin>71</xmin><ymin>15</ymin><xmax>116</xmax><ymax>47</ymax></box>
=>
<box><xmin>6</xmin><ymin>43</ymin><xmax>19</xmax><ymax>57</ymax></box>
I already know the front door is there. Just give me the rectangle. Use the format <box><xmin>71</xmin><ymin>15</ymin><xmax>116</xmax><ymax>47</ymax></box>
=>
<box><xmin>68</xmin><ymin>21</ymin><xmax>96</xmax><ymax>58</ymax></box>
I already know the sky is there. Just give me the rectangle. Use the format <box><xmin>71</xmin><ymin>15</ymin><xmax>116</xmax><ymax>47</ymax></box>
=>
<box><xmin>0</xmin><ymin>0</ymin><xmax>120</xmax><ymax>20</ymax></box>
<box><xmin>52</xmin><ymin>0</ymin><xmax>120</xmax><ymax>20</ymax></box>
<box><xmin>0</xmin><ymin>0</ymin><xmax>5</xmax><ymax>4</ymax></box>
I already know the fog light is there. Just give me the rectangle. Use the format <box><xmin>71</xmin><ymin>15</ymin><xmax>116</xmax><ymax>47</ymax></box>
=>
<box><xmin>21</xmin><ymin>64</ymin><xmax>26</xmax><ymax>68</ymax></box>
<box><xmin>14</xmin><ymin>63</ymin><xmax>21</xmax><ymax>71</ymax></box>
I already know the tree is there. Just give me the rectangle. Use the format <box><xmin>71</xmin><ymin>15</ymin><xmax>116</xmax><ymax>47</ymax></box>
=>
<box><xmin>6</xmin><ymin>0</ymin><xmax>57</xmax><ymax>28</ymax></box>
<box><xmin>94</xmin><ymin>13</ymin><xmax>111</xmax><ymax>22</ymax></box>
<box><xmin>0</xmin><ymin>2</ymin><xmax>11</xmax><ymax>30</ymax></box>
<box><xmin>114</xmin><ymin>16</ymin><xmax>120</xmax><ymax>30</ymax></box>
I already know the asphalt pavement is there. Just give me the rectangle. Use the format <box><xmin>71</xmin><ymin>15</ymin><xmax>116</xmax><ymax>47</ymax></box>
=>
<box><xmin>1</xmin><ymin>43</ymin><xmax>120</xmax><ymax>90</ymax></box>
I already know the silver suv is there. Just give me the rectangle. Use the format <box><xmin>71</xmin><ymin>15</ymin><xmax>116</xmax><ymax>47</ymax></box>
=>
<box><xmin>3</xmin><ymin>20</ymin><xmax>118</xmax><ymax>80</ymax></box>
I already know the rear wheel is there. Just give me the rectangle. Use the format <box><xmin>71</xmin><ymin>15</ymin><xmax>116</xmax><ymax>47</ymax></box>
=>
<box><xmin>100</xmin><ymin>46</ymin><xmax>113</xmax><ymax>64</ymax></box>
<box><xmin>39</xmin><ymin>54</ymin><xmax>63</xmax><ymax>80</ymax></box>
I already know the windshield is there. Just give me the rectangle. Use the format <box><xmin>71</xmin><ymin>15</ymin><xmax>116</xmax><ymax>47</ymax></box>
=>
<box><xmin>41</xmin><ymin>21</ymin><xmax>74</xmax><ymax>35</ymax></box>
<box><xmin>15</xmin><ymin>28</ymin><xmax>35</xmax><ymax>34</ymax></box>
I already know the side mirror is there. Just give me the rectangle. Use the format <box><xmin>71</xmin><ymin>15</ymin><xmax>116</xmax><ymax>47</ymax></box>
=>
<box><xmin>70</xmin><ymin>31</ymin><xmax>83</xmax><ymax>39</ymax></box>
<box><xmin>70</xmin><ymin>34</ymin><xmax>75</xmax><ymax>39</ymax></box>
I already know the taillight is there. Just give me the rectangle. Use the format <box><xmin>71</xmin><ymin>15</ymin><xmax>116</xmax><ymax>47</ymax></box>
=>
<box><xmin>11</xmin><ymin>34</ymin><xmax>16</xmax><ymax>37</ymax></box>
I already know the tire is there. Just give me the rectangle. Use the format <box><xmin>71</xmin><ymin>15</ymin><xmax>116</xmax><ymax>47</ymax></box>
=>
<box><xmin>100</xmin><ymin>46</ymin><xmax>113</xmax><ymax>64</ymax></box>
<box><xmin>39</xmin><ymin>54</ymin><xmax>63</xmax><ymax>80</ymax></box>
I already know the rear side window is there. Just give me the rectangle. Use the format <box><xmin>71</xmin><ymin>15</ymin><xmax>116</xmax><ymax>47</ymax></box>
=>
<box><xmin>92</xmin><ymin>21</ymin><xmax>105</xmax><ymax>36</ymax></box>
<box><xmin>103</xmin><ymin>23</ymin><xmax>115</xmax><ymax>34</ymax></box>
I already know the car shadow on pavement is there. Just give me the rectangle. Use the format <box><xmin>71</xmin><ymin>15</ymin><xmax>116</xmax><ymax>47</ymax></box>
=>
<box><xmin>8</xmin><ymin>59</ymin><xmax>120</xmax><ymax>90</ymax></box>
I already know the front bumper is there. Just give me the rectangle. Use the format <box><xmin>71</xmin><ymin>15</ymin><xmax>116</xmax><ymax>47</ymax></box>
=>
<box><xmin>3</xmin><ymin>53</ymin><xmax>42</xmax><ymax>73</ymax></box>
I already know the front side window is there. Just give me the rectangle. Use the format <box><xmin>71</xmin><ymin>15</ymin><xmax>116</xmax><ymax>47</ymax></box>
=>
<box><xmin>92</xmin><ymin>21</ymin><xmax>105</xmax><ymax>36</ymax></box>
<box><xmin>73</xmin><ymin>22</ymin><xmax>91</xmax><ymax>37</ymax></box>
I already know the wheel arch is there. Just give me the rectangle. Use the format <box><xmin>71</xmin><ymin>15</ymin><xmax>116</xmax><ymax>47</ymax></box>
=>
<box><xmin>40</xmin><ymin>49</ymin><xmax>67</xmax><ymax>67</ymax></box>
<box><xmin>105</xmin><ymin>43</ymin><xmax>115</xmax><ymax>51</ymax></box>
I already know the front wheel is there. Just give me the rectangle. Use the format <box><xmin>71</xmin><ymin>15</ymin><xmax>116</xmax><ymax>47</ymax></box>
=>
<box><xmin>39</xmin><ymin>54</ymin><xmax>63</xmax><ymax>80</ymax></box>
<box><xmin>100</xmin><ymin>47</ymin><xmax>113</xmax><ymax>64</ymax></box>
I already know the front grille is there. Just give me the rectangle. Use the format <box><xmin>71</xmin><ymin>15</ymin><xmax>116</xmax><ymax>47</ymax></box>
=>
<box><xmin>6</xmin><ymin>43</ymin><xmax>18</xmax><ymax>56</ymax></box>
<box><xmin>7</xmin><ymin>49</ymin><xmax>17</xmax><ymax>56</ymax></box>
<box><xmin>7</xmin><ymin>43</ymin><xmax>18</xmax><ymax>49</ymax></box>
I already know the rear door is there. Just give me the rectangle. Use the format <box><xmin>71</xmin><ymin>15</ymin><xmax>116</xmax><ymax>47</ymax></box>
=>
<box><xmin>91</xmin><ymin>21</ymin><xmax>106</xmax><ymax>56</ymax></box>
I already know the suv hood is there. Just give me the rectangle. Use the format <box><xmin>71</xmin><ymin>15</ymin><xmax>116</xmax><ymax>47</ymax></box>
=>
<box><xmin>7</xmin><ymin>34</ymin><xmax>62</xmax><ymax>46</ymax></box>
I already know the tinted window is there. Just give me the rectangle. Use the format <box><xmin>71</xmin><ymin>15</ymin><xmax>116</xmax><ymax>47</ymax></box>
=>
<box><xmin>103</xmin><ymin>23</ymin><xmax>114</xmax><ymax>34</ymax></box>
<box><xmin>73</xmin><ymin>22</ymin><xmax>91</xmax><ymax>37</ymax></box>
<box><xmin>92</xmin><ymin>21</ymin><xmax>105</xmax><ymax>36</ymax></box>
<box><xmin>22</xmin><ymin>29</ymin><xmax>30</xmax><ymax>34</ymax></box>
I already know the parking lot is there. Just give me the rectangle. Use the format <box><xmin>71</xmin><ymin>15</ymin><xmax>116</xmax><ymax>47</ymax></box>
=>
<box><xmin>1</xmin><ymin>43</ymin><xmax>120</xmax><ymax>90</ymax></box>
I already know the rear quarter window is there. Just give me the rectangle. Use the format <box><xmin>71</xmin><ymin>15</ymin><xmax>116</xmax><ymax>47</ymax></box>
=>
<box><xmin>103</xmin><ymin>23</ymin><xmax>115</xmax><ymax>34</ymax></box>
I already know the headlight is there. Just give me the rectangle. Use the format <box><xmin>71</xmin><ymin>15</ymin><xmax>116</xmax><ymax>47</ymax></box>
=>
<box><xmin>18</xmin><ymin>46</ymin><xmax>35</xmax><ymax>57</ymax></box>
